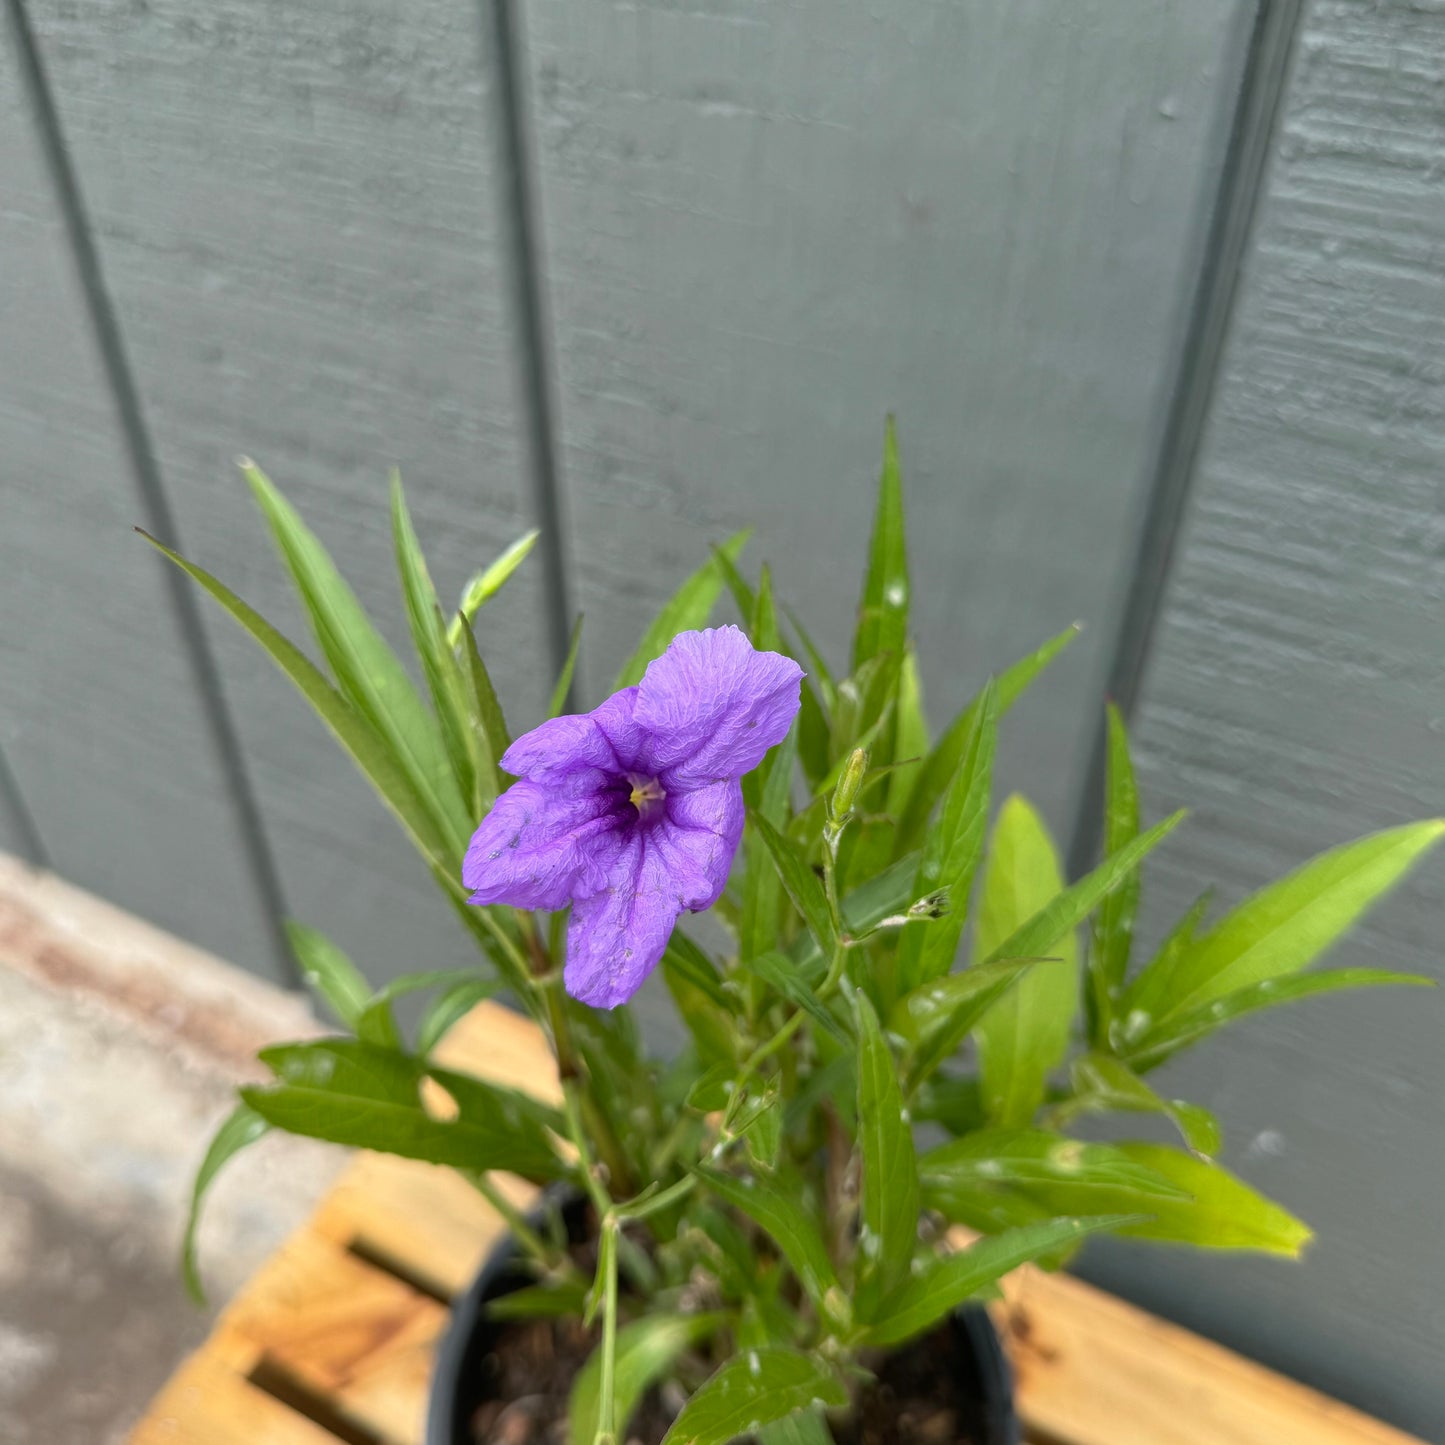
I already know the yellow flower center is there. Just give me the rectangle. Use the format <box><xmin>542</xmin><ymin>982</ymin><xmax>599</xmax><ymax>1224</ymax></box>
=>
<box><xmin>628</xmin><ymin>775</ymin><xmax>667</xmax><ymax>818</ymax></box>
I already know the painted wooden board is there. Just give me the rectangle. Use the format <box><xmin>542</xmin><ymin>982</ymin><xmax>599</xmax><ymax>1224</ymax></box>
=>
<box><xmin>125</xmin><ymin>1002</ymin><xmax>1427</xmax><ymax>1445</ymax></box>
<box><xmin>0</xmin><ymin>23</ymin><xmax>283</xmax><ymax>974</ymax></box>
<box><xmin>24</xmin><ymin>0</ymin><xmax>555</xmax><ymax>992</ymax></box>
<box><xmin>523</xmin><ymin>0</ymin><xmax>1253</xmax><ymax>838</ymax></box>
<box><xmin>1098</xmin><ymin>3</ymin><xmax>1445</xmax><ymax>1437</ymax></box>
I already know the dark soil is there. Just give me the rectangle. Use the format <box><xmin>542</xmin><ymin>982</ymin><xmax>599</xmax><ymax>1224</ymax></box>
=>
<box><xmin>467</xmin><ymin>1313</ymin><xmax>982</xmax><ymax>1445</ymax></box>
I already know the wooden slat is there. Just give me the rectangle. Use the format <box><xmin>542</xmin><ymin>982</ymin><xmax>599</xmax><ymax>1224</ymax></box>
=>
<box><xmin>995</xmin><ymin>1267</ymin><xmax>1425</xmax><ymax>1445</ymax></box>
<box><xmin>127</xmin><ymin>1003</ymin><xmax>1429</xmax><ymax>1445</ymax></box>
<box><xmin>128</xmin><ymin>1332</ymin><xmax>337</xmax><ymax>1445</ymax></box>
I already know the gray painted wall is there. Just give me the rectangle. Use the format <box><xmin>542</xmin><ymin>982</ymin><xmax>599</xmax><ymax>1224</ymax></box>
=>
<box><xmin>2</xmin><ymin>0</ymin><xmax>1442</xmax><ymax>1428</ymax></box>
<box><xmin>1080</xmin><ymin>2</ymin><xmax>1445</xmax><ymax>1436</ymax></box>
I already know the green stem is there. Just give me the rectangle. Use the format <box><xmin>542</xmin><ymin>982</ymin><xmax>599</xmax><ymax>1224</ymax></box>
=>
<box><xmin>564</xmin><ymin>1079</ymin><xmax>615</xmax><ymax>1220</ymax></box>
<box><xmin>594</xmin><ymin>1216</ymin><xmax>621</xmax><ymax>1445</ymax></box>
<box><xmin>469</xmin><ymin>1174</ymin><xmax>561</xmax><ymax>1270</ymax></box>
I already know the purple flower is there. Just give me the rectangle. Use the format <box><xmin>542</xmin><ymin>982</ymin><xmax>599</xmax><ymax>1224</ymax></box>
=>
<box><xmin>463</xmin><ymin>626</ymin><xmax>804</xmax><ymax>1008</ymax></box>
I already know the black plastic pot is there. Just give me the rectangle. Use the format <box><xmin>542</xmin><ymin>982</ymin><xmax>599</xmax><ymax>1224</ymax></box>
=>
<box><xmin>427</xmin><ymin>1197</ymin><xmax>1019</xmax><ymax>1445</ymax></box>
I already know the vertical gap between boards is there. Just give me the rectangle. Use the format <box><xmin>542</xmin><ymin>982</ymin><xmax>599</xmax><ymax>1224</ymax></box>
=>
<box><xmin>2</xmin><ymin>0</ymin><xmax>299</xmax><ymax>986</ymax></box>
<box><xmin>1066</xmin><ymin>0</ymin><xmax>1308</xmax><ymax>879</ymax></box>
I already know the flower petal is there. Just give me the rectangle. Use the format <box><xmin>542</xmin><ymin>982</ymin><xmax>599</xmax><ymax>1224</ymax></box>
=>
<box><xmin>501</xmin><ymin>687</ymin><xmax>646</xmax><ymax>779</ymax></box>
<box><xmin>635</xmin><ymin>626</ymin><xmax>804</xmax><ymax>783</ymax></box>
<box><xmin>463</xmin><ymin>773</ymin><xmax>625</xmax><ymax>911</ymax></box>
<box><xmin>564</xmin><ymin>834</ymin><xmax>682</xmax><ymax>1008</ymax></box>
<box><xmin>660</xmin><ymin>779</ymin><xmax>745</xmax><ymax>911</ymax></box>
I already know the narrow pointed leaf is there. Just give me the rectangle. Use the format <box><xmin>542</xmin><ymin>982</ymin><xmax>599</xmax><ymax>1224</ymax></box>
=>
<box><xmin>456</xmin><ymin>616</ymin><xmax>512</xmax><ymax>794</ymax></box>
<box><xmin>972</xmin><ymin>797</ymin><xmax>1079</xmax><ymax>1127</ymax></box>
<box><xmin>1088</xmin><ymin>704</ymin><xmax>1139</xmax><ymax>1043</ymax></box>
<box><xmin>569</xmin><ymin>1313</ymin><xmax>725</xmax><ymax>1445</ymax></box>
<box><xmin>855</xmin><ymin>991</ymin><xmax>919</xmax><ymax>1315</ymax></box>
<box><xmin>893</xmin><ymin>956</ymin><xmax>1052</xmax><ymax>1089</ymax></box>
<box><xmin>245</xmin><ymin>463</ymin><xmax>469</xmax><ymax>855</ymax></box>
<box><xmin>137</xmin><ymin>530</ymin><xmax>456</xmax><ymax>870</ymax></box>
<box><xmin>616</xmin><ymin>531</ymin><xmax>750</xmax><ymax>689</ymax></box>
<box><xmin>895</xmin><ymin>680</ymin><xmax>998</xmax><ymax>997</ymax></box>
<box><xmin>866</xmin><ymin>1214</ymin><xmax>1136</xmax><ymax>1346</ymax></box>
<box><xmin>1128</xmin><ymin>820</ymin><xmax>1445</xmax><ymax>1026</ymax></box>
<box><xmin>886</xmin><ymin>649</ymin><xmax>929</xmax><ymax>821</ymax></box>
<box><xmin>1064</xmin><ymin>1052</ymin><xmax>1221</xmax><ymax>1157</ymax></box>
<box><xmin>695</xmin><ymin>1166</ymin><xmax>839</xmax><ymax>1307</ymax></box>
<box><xmin>748</xmin><ymin>952</ymin><xmax>848</xmax><ymax>1042</ymax></box>
<box><xmin>661</xmin><ymin>1348</ymin><xmax>847</xmax><ymax>1445</ymax></box>
<box><xmin>447</xmin><ymin>529</ymin><xmax>541</xmax><ymax>646</ymax></box>
<box><xmin>418</xmin><ymin>976</ymin><xmax>502</xmax><ymax>1056</ymax></box>
<box><xmin>286</xmin><ymin>922</ymin><xmax>371</xmax><ymax>1030</ymax></box>
<box><xmin>485</xmin><ymin>1278</ymin><xmax>590</xmax><ymax>1322</ymax></box>
<box><xmin>853</xmin><ymin>416</ymin><xmax>909</xmax><ymax>671</ymax></box>
<box><xmin>753</xmin><ymin>814</ymin><xmax>838</xmax><ymax>959</ymax></box>
<box><xmin>182</xmin><ymin>1103</ymin><xmax>271</xmax><ymax>1304</ymax></box>
<box><xmin>741</xmin><ymin>728</ymin><xmax>799</xmax><ymax>962</ymax></box>
<box><xmin>751</xmin><ymin>564</ymin><xmax>782</xmax><ymax>654</ymax></box>
<box><xmin>898</xmin><ymin>624</ymin><xmax>1081</xmax><ymax>851</ymax></box>
<box><xmin>1126</xmin><ymin>969</ymin><xmax>1434</xmax><ymax>1073</ymax></box>
<box><xmin>391</xmin><ymin>474</ymin><xmax>486</xmax><ymax>815</ymax></box>
<box><xmin>919</xmin><ymin>1129</ymin><xmax>1193</xmax><ymax>1214</ymax></box>
<box><xmin>244</xmin><ymin>1039</ymin><xmax>564</xmax><ymax>1181</ymax></box>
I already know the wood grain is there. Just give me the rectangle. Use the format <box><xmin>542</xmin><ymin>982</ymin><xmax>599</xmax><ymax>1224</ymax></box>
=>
<box><xmin>126</xmin><ymin>1001</ymin><xmax>1428</xmax><ymax>1445</ymax></box>
<box><xmin>24</xmin><ymin>0</ymin><xmax>555</xmax><ymax>991</ymax></box>
<box><xmin>1104</xmin><ymin>3</ymin><xmax>1445</xmax><ymax>1436</ymax></box>
<box><xmin>523</xmin><ymin>0</ymin><xmax>1252</xmax><ymax>840</ymax></box>
<box><xmin>0</xmin><ymin>20</ymin><xmax>283</xmax><ymax>974</ymax></box>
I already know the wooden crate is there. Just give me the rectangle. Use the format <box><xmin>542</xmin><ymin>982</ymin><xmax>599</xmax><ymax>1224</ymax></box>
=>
<box><xmin>128</xmin><ymin>1005</ymin><xmax>1425</xmax><ymax>1445</ymax></box>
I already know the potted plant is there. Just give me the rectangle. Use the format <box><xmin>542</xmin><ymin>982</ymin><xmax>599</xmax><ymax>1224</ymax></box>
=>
<box><xmin>159</xmin><ymin>423</ymin><xmax>1438</xmax><ymax>1445</ymax></box>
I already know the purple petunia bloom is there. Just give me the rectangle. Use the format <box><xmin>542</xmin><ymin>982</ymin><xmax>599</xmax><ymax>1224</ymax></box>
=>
<box><xmin>463</xmin><ymin>626</ymin><xmax>804</xmax><ymax>1008</ymax></box>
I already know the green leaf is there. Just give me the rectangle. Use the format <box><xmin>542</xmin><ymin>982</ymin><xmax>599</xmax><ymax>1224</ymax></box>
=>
<box><xmin>664</xmin><ymin>948</ymin><xmax>738</xmax><ymax>1068</ymax></box>
<box><xmin>664</xmin><ymin>932</ymin><xmax>729</xmax><ymax>1010</ymax></box>
<box><xmin>919</xmin><ymin>1129</ymin><xmax>1193</xmax><ymax>1217</ymax></box>
<box><xmin>1088</xmin><ymin>704</ymin><xmax>1139</xmax><ymax>1043</ymax></box>
<box><xmin>549</xmin><ymin>614</ymin><xmax>585</xmax><ymax>719</ymax></box>
<box><xmin>136</xmin><ymin>530</ymin><xmax>458</xmax><ymax>873</ymax></box>
<box><xmin>569</xmin><ymin>1313</ymin><xmax>724</xmax><ymax>1445</ymax></box>
<box><xmin>785</xmin><ymin>854</ymin><xmax>923</xmax><ymax>981</ymax></box>
<box><xmin>972</xmin><ymin>797</ymin><xmax>1079</xmax><ymax>1127</ymax></box>
<box><xmin>741</xmin><ymin>727</ymin><xmax>799</xmax><ymax>964</ymax></box>
<box><xmin>897</xmin><ymin>624</ymin><xmax>1080</xmax><ymax>853</ymax></box>
<box><xmin>1125</xmin><ymin>970</ymin><xmax>1434</xmax><ymax>1074</ymax></box>
<box><xmin>865</xmin><ymin>1215</ymin><xmax>1134</xmax><ymax>1347</ymax></box>
<box><xmin>286</xmin><ymin>922</ymin><xmax>371</xmax><ymax>1031</ymax></box>
<box><xmin>886</xmin><ymin>649</ymin><xmax>930</xmax><ymax>821</ymax></box>
<box><xmin>760</xmin><ymin>1411</ymin><xmax>833</xmax><ymax>1445</ymax></box>
<box><xmin>417</xmin><ymin>976</ymin><xmax>501</xmax><ymax>1056</ymax></box>
<box><xmin>660</xmin><ymin>1348</ymin><xmax>847</xmax><ymax>1445</ymax></box>
<box><xmin>892</xmin><ymin>957</ymin><xmax>1053</xmax><ymax>1090</ymax></box>
<box><xmin>854</xmin><ymin>991</ymin><xmax>920</xmax><ymax>1315</ymax></box>
<box><xmin>390</xmin><ymin>473</ymin><xmax>489</xmax><ymax>815</ymax></box>
<box><xmin>485</xmin><ymin>1278</ymin><xmax>590</xmax><ymax>1322</ymax></box>
<box><xmin>745</xmin><ymin>1094</ymin><xmax>783</xmax><ymax>1171</ymax></box>
<box><xmin>1100</xmin><ymin>1145</ymin><xmax>1313</xmax><ymax>1255</ymax></box>
<box><xmin>1063</xmin><ymin>1052</ymin><xmax>1221</xmax><ymax>1157</ymax></box>
<box><xmin>1126</xmin><ymin>821</ymin><xmax>1445</xmax><ymax>1028</ymax></box>
<box><xmin>696</xmin><ymin>1166</ymin><xmax>839</xmax><ymax>1308</ymax></box>
<box><xmin>711</xmin><ymin>542</ymin><xmax>757</xmax><ymax>622</ymax></box>
<box><xmin>447</xmin><ymin>529</ymin><xmax>541</xmax><ymax>647</ymax></box>
<box><xmin>456</xmin><ymin>619</ymin><xmax>512</xmax><ymax>796</ymax></box>
<box><xmin>895</xmin><ymin>680</ymin><xmax>998</xmax><ymax>998</ymax></box>
<box><xmin>784</xmin><ymin>606</ymin><xmax>837</xmax><ymax>702</ymax></box>
<box><xmin>747</xmin><ymin>952</ymin><xmax>848</xmax><ymax>1042</ymax></box>
<box><xmin>616</xmin><ymin>531</ymin><xmax>750</xmax><ymax>689</ymax></box>
<box><xmin>181</xmin><ymin>1103</ymin><xmax>271</xmax><ymax>1304</ymax></box>
<box><xmin>243</xmin><ymin>1039</ymin><xmax>564</xmax><ymax>1182</ymax></box>
<box><xmin>852</xmin><ymin>416</ymin><xmax>908</xmax><ymax>671</ymax></box>
<box><xmin>244</xmin><ymin>462</ymin><xmax>470</xmax><ymax>857</ymax></box>
<box><xmin>984</xmin><ymin>808</ymin><xmax>1186</xmax><ymax>968</ymax></box>
<box><xmin>355</xmin><ymin>969</ymin><xmax>500</xmax><ymax>1052</ymax></box>
<box><xmin>753</xmin><ymin>814</ymin><xmax>837</xmax><ymax>960</ymax></box>
<box><xmin>751</xmin><ymin>564</ymin><xmax>783</xmax><ymax>654</ymax></box>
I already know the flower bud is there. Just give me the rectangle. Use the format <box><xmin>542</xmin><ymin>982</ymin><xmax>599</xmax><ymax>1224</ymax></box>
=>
<box><xmin>908</xmin><ymin>890</ymin><xmax>950</xmax><ymax>920</ymax></box>
<box><xmin>830</xmin><ymin>747</ymin><xmax>869</xmax><ymax>821</ymax></box>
